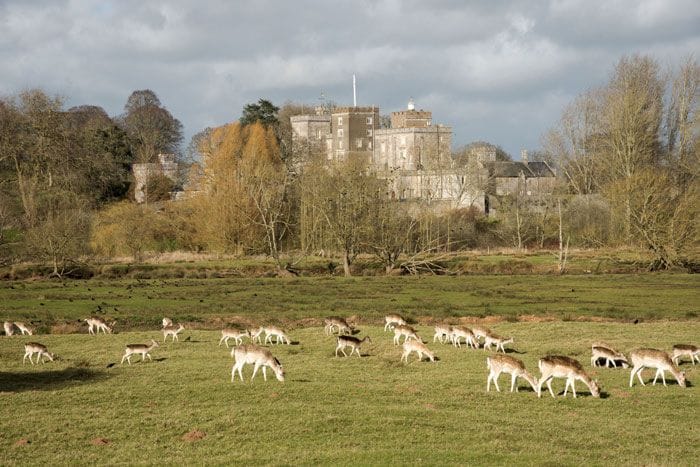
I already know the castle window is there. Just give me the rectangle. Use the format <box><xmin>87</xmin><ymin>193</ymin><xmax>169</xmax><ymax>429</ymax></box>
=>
<box><xmin>337</xmin><ymin>116</ymin><xmax>343</xmax><ymax>126</ymax></box>
<box><xmin>367</xmin><ymin>129</ymin><xmax>373</xmax><ymax>137</ymax></box>
<box><xmin>337</xmin><ymin>129</ymin><xmax>344</xmax><ymax>137</ymax></box>
<box><xmin>366</xmin><ymin>116</ymin><xmax>373</xmax><ymax>125</ymax></box>
<box><xmin>355</xmin><ymin>138</ymin><xmax>363</xmax><ymax>149</ymax></box>
<box><xmin>338</xmin><ymin>140</ymin><xmax>344</xmax><ymax>149</ymax></box>
<box><xmin>368</xmin><ymin>140</ymin><xmax>372</xmax><ymax>150</ymax></box>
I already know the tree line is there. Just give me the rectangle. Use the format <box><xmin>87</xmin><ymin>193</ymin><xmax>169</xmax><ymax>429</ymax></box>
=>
<box><xmin>0</xmin><ymin>54</ymin><xmax>697</xmax><ymax>276</ymax></box>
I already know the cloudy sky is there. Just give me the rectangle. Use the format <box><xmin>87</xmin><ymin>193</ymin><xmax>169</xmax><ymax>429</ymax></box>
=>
<box><xmin>2</xmin><ymin>0</ymin><xmax>699</xmax><ymax>157</ymax></box>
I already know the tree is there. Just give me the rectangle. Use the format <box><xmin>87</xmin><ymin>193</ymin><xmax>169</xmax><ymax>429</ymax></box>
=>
<box><xmin>240</xmin><ymin>99</ymin><xmax>279</xmax><ymax>127</ymax></box>
<box><xmin>121</xmin><ymin>89</ymin><xmax>183</xmax><ymax>163</ymax></box>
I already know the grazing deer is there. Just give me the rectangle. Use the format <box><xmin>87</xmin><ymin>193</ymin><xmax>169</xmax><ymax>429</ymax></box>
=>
<box><xmin>14</xmin><ymin>322</ymin><xmax>33</xmax><ymax>336</ymax></box>
<box><xmin>162</xmin><ymin>317</ymin><xmax>173</xmax><ymax>328</ymax></box>
<box><xmin>486</xmin><ymin>354</ymin><xmax>538</xmax><ymax>393</ymax></box>
<box><xmin>384</xmin><ymin>314</ymin><xmax>406</xmax><ymax>332</ymax></box>
<box><xmin>483</xmin><ymin>333</ymin><xmax>513</xmax><ymax>353</ymax></box>
<box><xmin>264</xmin><ymin>326</ymin><xmax>291</xmax><ymax>345</ymax></box>
<box><xmin>250</xmin><ymin>326</ymin><xmax>265</xmax><ymax>344</ymax></box>
<box><xmin>401</xmin><ymin>340</ymin><xmax>436</xmax><ymax>363</ymax></box>
<box><xmin>231</xmin><ymin>344</ymin><xmax>285</xmax><ymax>382</ymax></box>
<box><xmin>3</xmin><ymin>321</ymin><xmax>14</xmax><ymax>336</ymax></box>
<box><xmin>335</xmin><ymin>335</ymin><xmax>371</xmax><ymax>357</ymax></box>
<box><xmin>23</xmin><ymin>342</ymin><xmax>54</xmax><ymax>364</ymax></box>
<box><xmin>672</xmin><ymin>344</ymin><xmax>699</xmax><ymax>366</ymax></box>
<box><xmin>85</xmin><ymin>317</ymin><xmax>112</xmax><ymax>335</ymax></box>
<box><xmin>471</xmin><ymin>325</ymin><xmax>492</xmax><ymax>344</ymax></box>
<box><xmin>629</xmin><ymin>348</ymin><xmax>686</xmax><ymax>388</ymax></box>
<box><xmin>591</xmin><ymin>345</ymin><xmax>629</xmax><ymax>368</ymax></box>
<box><xmin>121</xmin><ymin>340</ymin><xmax>159</xmax><ymax>364</ymax></box>
<box><xmin>451</xmin><ymin>326</ymin><xmax>479</xmax><ymax>349</ymax></box>
<box><xmin>537</xmin><ymin>355</ymin><xmax>600</xmax><ymax>398</ymax></box>
<box><xmin>393</xmin><ymin>324</ymin><xmax>419</xmax><ymax>345</ymax></box>
<box><xmin>324</xmin><ymin>317</ymin><xmax>353</xmax><ymax>336</ymax></box>
<box><xmin>162</xmin><ymin>323</ymin><xmax>185</xmax><ymax>343</ymax></box>
<box><xmin>433</xmin><ymin>324</ymin><xmax>452</xmax><ymax>343</ymax></box>
<box><xmin>219</xmin><ymin>329</ymin><xmax>250</xmax><ymax>348</ymax></box>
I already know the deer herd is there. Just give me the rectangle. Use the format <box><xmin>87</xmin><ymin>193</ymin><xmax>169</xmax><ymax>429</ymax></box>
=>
<box><xmin>2</xmin><ymin>315</ymin><xmax>695</xmax><ymax>397</ymax></box>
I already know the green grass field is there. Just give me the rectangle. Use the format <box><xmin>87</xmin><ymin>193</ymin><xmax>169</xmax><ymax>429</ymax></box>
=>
<box><xmin>1</xmin><ymin>274</ymin><xmax>699</xmax><ymax>464</ymax></box>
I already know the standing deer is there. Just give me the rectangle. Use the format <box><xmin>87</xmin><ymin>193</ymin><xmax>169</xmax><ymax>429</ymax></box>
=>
<box><xmin>121</xmin><ymin>340</ymin><xmax>159</xmax><ymax>364</ymax></box>
<box><xmin>486</xmin><ymin>354</ymin><xmax>538</xmax><ymax>393</ymax></box>
<box><xmin>537</xmin><ymin>355</ymin><xmax>600</xmax><ymax>398</ymax></box>
<box><xmin>263</xmin><ymin>326</ymin><xmax>291</xmax><ymax>345</ymax></box>
<box><xmin>451</xmin><ymin>326</ymin><xmax>479</xmax><ymax>349</ymax></box>
<box><xmin>591</xmin><ymin>345</ymin><xmax>629</xmax><ymax>368</ymax></box>
<box><xmin>335</xmin><ymin>335</ymin><xmax>371</xmax><ymax>357</ymax></box>
<box><xmin>14</xmin><ymin>322</ymin><xmax>33</xmax><ymax>336</ymax></box>
<box><xmin>433</xmin><ymin>324</ymin><xmax>452</xmax><ymax>344</ymax></box>
<box><xmin>401</xmin><ymin>340</ymin><xmax>436</xmax><ymax>363</ymax></box>
<box><xmin>23</xmin><ymin>342</ymin><xmax>54</xmax><ymax>364</ymax></box>
<box><xmin>393</xmin><ymin>325</ymin><xmax>419</xmax><ymax>345</ymax></box>
<box><xmin>471</xmin><ymin>325</ymin><xmax>492</xmax><ymax>344</ymax></box>
<box><xmin>231</xmin><ymin>344</ymin><xmax>285</xmax><ymax>382</ymax></box>
<box><xmin>384</xmin><ymin>314</ymin><xmax>406</xmax><ymax>332</ymax></box>
<box><xmin>162</xmin><ymin>323</ymin><xmax>185</xmax><ymax>343</ymax></box>
<box><xmin>324</xmin><ymin>317</ymin><xmax>353</xmax><ymax>336</ymax></box>
<box><xmin>219</xmin><ymin>329</ymin><xmax>250</xmax><ymax>348</ymax></box>
<box><xmin>85</xmin><ymin>317</ymin><xmax>112</xmax><ymax>335</ymax></box>
<box><xmin>671</xmin><ymin>344</ymin><xmax>699</xmax><ymax>366</ymax></box>
<box><xmin>629</xmin><ymin>348</ymin><xmax>686</xmax><ymax>388</ymax></box>
<box><xmin>483</xmin><ymin>332</ymin><xmax>513</xmax><ymax>353</ymax></box>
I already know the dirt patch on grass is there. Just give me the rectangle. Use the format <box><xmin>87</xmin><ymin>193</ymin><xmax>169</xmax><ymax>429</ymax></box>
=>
<box><xmin>14</xmin><ymin>438</ymin><xmax>30</xmax><ymax>446</ymax></box>
<box><xmin>517</xmin><ymin>315</ymin><xmax>558</xmax><ymax>323</ymax></box>
<box><xmin>90</xmin><ymin>437</ymin><xmax>110</xmax><ymax>446</ymax></box>
<box><xmin>51</xmin><ymin>322</ymin><xmax>83</xmax><ymax>334</ymax></box>
<box><xmin>182</xmin><ymin>429</ymin><xmax>206</xmax><ymax>442</ymax></box>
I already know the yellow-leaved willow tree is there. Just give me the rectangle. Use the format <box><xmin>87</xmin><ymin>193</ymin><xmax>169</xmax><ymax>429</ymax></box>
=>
<box><xmin>191</xmin><ymin>121</ymin><xmax>291</xmax><ymax>265</ymax></box>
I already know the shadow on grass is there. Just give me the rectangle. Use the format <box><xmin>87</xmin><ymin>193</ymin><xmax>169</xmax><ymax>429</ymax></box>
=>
<box><xmin>0</xmin><ymin>367</ymin><xmax>110</xmax><ymax>393</ymax></box>
<box><xmin>505</xmin><ymin>348</ymin><xmax>526</xmax><ymax>354</ymax></box>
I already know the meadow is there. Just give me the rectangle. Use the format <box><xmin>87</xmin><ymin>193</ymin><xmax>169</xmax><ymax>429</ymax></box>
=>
<box><xmin>0</xmin><ymin>274</ymin><xmax>699</xmax><ymax>465</ymax></box>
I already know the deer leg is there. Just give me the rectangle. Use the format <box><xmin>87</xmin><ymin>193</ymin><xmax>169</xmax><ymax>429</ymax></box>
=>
<box><xmin>547</xmin><ymin>379</ymin><xmax>555</xmax><ymax>398</ymax></box>
<box><xmin>510</xmin><ymin>374</ymin><xmax>518</xmax><ymax>392</ymax></box>
<box><xmin>262</xmin><ymin>366</ymin><xmax>268</xmax><ymax>381</ymax></box>
<box><xmin>251</xmin><ymin>363</ymin><xmax>260</xmax><ymax>381</ymax></box>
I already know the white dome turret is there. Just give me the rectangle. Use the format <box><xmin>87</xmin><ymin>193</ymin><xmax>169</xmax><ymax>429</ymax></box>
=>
<box><xmin>407</xmin><ymin>98</ymin><xmax>415</xmax><ymax>111</ymax></box>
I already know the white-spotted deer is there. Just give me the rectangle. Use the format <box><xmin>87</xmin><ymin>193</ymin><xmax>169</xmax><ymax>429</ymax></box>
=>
<box><xmin>121</xmin><ymin>340</ymin><xmax>159</xmax><ymax>364</ymax></box>
<box><xmin>23</xmin><ymin>342</ymin><xmax>54</xmax><ymax>364</ymax></box>
<box><xmin>591</xmin><ymin>345</ymin><xmax>629</xmax><ymax>368</ymax></box>
<box><xmin>384</xmin><ymin>314</ymin><xmax>407</xmax><ymax>332</ymax></box>
<box><xmin>537</xmin><ymin>355</ymin><xmax>600</xmax><ymax>398</ymax></box>
<box><xmin>401</xmin><ymin>340</ymin><xmax>436</xmax><ymax>363</ymax></box>
<box><xmin>629</xmin><ymin>348</ymin><xmax>686</xmax><ymax>388</ymax></box>
<box><xmin>335</xmin><ymin>335</ymin><xmax>371</xmax><ymax>357</ymax></box>
<box><xmin>85</xmin><ymin>317</ymin><xmax>112</xmax><ymax>335</ymax></box>
<box><xmin>324</xmin><ymin>317</ymin><xmax>353</xmax><ymax>336</ymax></box>
<box><xmin>393</xmin><ymin>325</ymin><xmax>419</xmax><ymax>345</ymax></box>
<box><xmin>486</xmin><ymin>354</ymin><xmax>538</xmax><ymax>393</ymax></box>
<box><xmin>433</xmin><ymin>324</ymin><xmax>452</xmax><ymax>344</ymax></box>
<box><xmin>451</xmin><ymin>326</ymin><xmax>479</xmax><ymax>349</ymax></box>
<box><xmin>231</xmin><ymin>344</ymin><xmax>285</xmax><ymax>382</ymax></box>
<box><xmin>219</xmin><ymin>329</ymin><xmax>250</xmax><ymax>348</ymax></box>
<box><xmin>14</xmin><ymin>322</ymin><xmax>33</xmax><ymax>336</ymax></box>
<box><xmin>483</xmin><ymin>332</ymin><xmax>513</xmax><ymax>353</ymax></box>
<box><xmin>163</xmin><ymin>323</ymin><xmax>185</xmax><ymax>343</ymax></box>
<box><xmin>672</xmin><ymin>344</ymin><xmax>699</xmax><ymax>366</ymax></box>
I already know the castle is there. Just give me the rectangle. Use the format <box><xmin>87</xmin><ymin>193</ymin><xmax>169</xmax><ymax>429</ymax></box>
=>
<box><xmin>291</xmin><ymin>100</ymin><xmax>555</xmax><ymax>214</ymax></box>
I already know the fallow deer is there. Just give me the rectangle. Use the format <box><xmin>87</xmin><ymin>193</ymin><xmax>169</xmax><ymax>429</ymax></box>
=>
<box><xmin>471</xmin><ymin>325</ymin><xmax>492</xmax><ymax>344</ymax></box>
<box><xmin>264</xmin><ymin>326</ymin><xmax>291</xmax><ymax>345</ymax></box>
<box><xmin>393</xmin><ymin>324</ymin><xmax>419</xmax><ymax>345</ymax></box>
<box><xmin>324</xmin><ymin>317</ymin><xmax>353</xmax><ymax>336</ymax></box>
<box><xmin>451</xmin><ymin>326</ymin><xmax>479</xmax><ymax>349</ymax></box>
<box><xmin>162</xmin><ymin>323</ymin><xmax>185</xmax><ymax>343</ymax></box>
<box><xmin>537</xmin><ymin>355</ymin><xmax>600</xmax><ymax>398</ymax></box>
<box><xmin>335</xmin><ymin>335</ymin><xmax>371</xmax><ymax>357</ymax></box>
<box><xmin>433</xmin><ymin>324</ymin><xmax>452</xmax><ymax>344</ymax></box>
<box><xmin>672</xmin><ymin>344</ymin><xmax>699</xmax><ymax>366</ymax></box>
<box><xmin>591</xmin><ymin>345</ymin><xmax>629</xmax><ymax>368</ymax></box>
<box><xmin>14</xmin><ymin>322</ymin><xmax>33</xmax><ymax>336</ymax></box>
<box><xmin>3</xmin><ymin>321</ymin><xmax>14</xmax><ymax>336</ymax></box>
<box><xmin>231</xmin><ymin>344</ymin><xmax>285</xmax><ymax>382</ymax></box>
<box><xmin>23</xmin><ymin>342</ymin><xmax>54</xmax><ymax>364</ymax></box>
<box><xmin>384</xmin><ymin>314</ymin><xmax>406</xmax><ymax>332</ymax></box>
<box><xmin>483</xmin><ymin>332</ymin><xmax>513</xmax><ymax>353</ymax></box>
<box><xmin>401</xmin><ymin>340</ymin><xmax>436</xmax><ymax>363</ymax></box>
<box><xmin>629</xmin><ymin>348</ymin><xmax>686</xmax><ymax>388</ymax></box>
<box><xmin>219</xmin><ymin>329</ymin><xmax>250</xmax><ymax>348</ymax></box>
<box><xmin>486</xmin><ymin>354</ymin><xmax>538</xmax><ymax>393</ymax></box>
<box><xmin>85</xmin><ymin>317</ymin><xmax>112</xmax><ymax>335</ymax></box>
<box><xmin>162</xmin><ymin>317</ymin><xmax>173</xmax><ymax>328</ymax></box>
<box><xmin>121</xmin><ymin>339</ymin><xmax>159</xmax><ymax>364</ymax></box>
